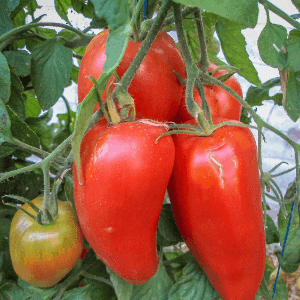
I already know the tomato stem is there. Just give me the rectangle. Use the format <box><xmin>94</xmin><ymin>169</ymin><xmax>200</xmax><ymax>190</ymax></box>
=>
<box><xmin>0</xmin><ymin>22</ymin><xmax>87</xmax><ymax>51</ymax></box>
<box><xmin>193</xmin><ymin>9</ymin><xmax>210</xmax><ymax>72</ymax></box>
<box><xmin>89</xmin><ymin>76</ymin><xmax>111</xmax><ymax>123</ymax></box>
<box><xmin>80</xmin><ymin>270</ymin><xmax>113</xmax><ymax>286</ymax></box>
<box><xmin>112</xmin><ymin>0</ymin><xmax>173</xmax><ymax>98</ymax></box>
<box><xmin>195</xmin><ymin>78</ymin><xmax>213</xmax><ymax>124</ymax></box>
<box><xmin>3</xmin><ymin>195</ymin><xmax>40</xmax><ymax>213</ymax></box>
<box><xmin>173</xmin><ymin>2</ymin><xmax>214</xmax><ymax>131</ymax></box>
<box><xmin>200</xmin><ymin>72</ymin><xmax>300</xmax><ymax>152</ymax></box>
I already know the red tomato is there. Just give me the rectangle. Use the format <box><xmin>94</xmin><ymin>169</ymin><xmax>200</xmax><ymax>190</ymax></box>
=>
<box><xmin>73</xmin><ymin>120</ymin><xmax>175</xmax><ymax>284</ymax></box>
<box><xmin>168</xmin><ymin>119</ymin><xmax>266</xmax><ymax>299</ymax></box>
<box><xmin>78</xmin><ymin>29</ymin><xmax>185</xmax><ymax>122</ymax></box>
<box><xmin>174</xmin><ymin>63</ymin><xmax>243</xmax><ymax>123</ymax></box>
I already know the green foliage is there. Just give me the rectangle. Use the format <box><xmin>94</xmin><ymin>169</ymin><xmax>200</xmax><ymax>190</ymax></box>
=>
<box><xmin>91</xmin><ymin>0</ymin><xmax>130</xmax><ymax>31</ymax></box>
<box><xmin>31</xmin><ymin>39</ymin><xmax>73</xmax><ymax>110</ymax></box>
<box><xmin>106</xmin><ymin>267</ymin><xmax>133</xmax><ymax>300</ymax></box>
<box><xmin>245</xmin><ymin>77</ymin><xmax>282</xmax><ymax>106</ymax></box>
<box><xmin>157</xmin><ymin>204</ymin><xmax>184</xmax><ymax>247</ymax></box>
<box><xmin>55</xmin><ymin>0</ymin><xmax>72</xmax><ymax>24</ymax></box>
<box><xmin>174</xmin><ymin>0</ymin><xmax>259</xmax><ymax>28</ymax></box>
<box><xmin>278</xmin><ymin>203</ymin><xmax>300</xmax><ymax>273</ymax></box>
<box><xmin>131</xmin><ymin>260</ymin><xmax>173</xmax><ymax>300</ymax></box>
<box><xmin>285</xmin><ymin>70</ymin><xmax>300</xmax><ymax>121</ymax></box>
<box><xmin>216</xmin><ymin>17</ymin><xmax>261</xmax><ymax>85</ymax></box>
<box><xmin>169</xmin><ymin>260</ymin><xmax>221</xmax><ymax>299</ymax></box>
<box><xmin>0</xmin><ymin>53</ymin><xmax>11</xmax><ymax>104</ymax></box>
<box><xmin>258</xmin><ymin>21</ymin><xmax>287</xmax><ymax>70</ymax></box>
<box><xmin>0</xmin><ymin>0</ymin><xmax>13</xmax><ymax>36</ymax></box>
<box><xmin>0</xmin><ymin>99</ymin><xmax>12</xmax><ymax>141</ymax></box>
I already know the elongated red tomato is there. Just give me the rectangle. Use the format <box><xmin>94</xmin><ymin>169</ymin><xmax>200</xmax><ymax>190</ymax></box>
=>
<box><xmin>78</xmin><ymin>29</ymin><xmax>185</xmax><ymax>122</ymax></box>
<box><xmin>73</xmin><ymin>120</ymin><xmax>175</xmax><ymax>284</ymax></box>
<box><xmin>168</xmin><ymin>119</ymin><xmax>265</xmax><ymax>299</ymax></box>
<box><xmin>174</xmin><ymin>64</ymin><xmax>243</xmax><ymax>123</ymax></box>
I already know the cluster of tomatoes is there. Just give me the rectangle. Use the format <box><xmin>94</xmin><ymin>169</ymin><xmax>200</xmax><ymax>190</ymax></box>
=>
<box><xmin>9</xmin><ymin>30</ymin><xmax>266</xmax><ymax>299</ymax></box>
<box><xmin>74</xmin><ymin>30</ymin><xmax>266</xmax><ymax>299</ymax></box>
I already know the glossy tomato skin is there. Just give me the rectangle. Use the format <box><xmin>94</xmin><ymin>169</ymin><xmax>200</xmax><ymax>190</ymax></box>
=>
<box><xmin>78</xmin><ymin>29</ymin><xmax>185</xmax><ymax>122</ymax></box>
<box><xmin>73</xmin><ymin>121</ymin><xmax>175</xmax><ymax>284</ymax></box>
<box><xmin>9</xmin><ymin>197</ymin><xmax>84</xmax><ymax>288</ymax></box>
<box><xmin>168</xmin><ymin>119</ymin><xmax>266</xmax><ymax>300</ymax></box>
<box><xmin>175</xmin><ymin>64</ymin><xmax>243</xmax><ymax>123</ymax></box>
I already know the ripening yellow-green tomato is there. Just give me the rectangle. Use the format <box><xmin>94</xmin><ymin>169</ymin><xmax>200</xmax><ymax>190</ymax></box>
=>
<box><xmin>9</xmin><ymin>197</ymin><xmax>84</xmax><ymax>288</ymax></box>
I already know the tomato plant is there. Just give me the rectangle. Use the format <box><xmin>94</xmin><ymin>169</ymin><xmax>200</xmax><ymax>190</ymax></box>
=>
<box><xmin>1</xmin><ymin>0</ymin><xmax>300</xmax><ymax>298</ymax></box>
<box><xmin>167</xmin><ymin>119</ymin><xmax>266</xmax><ymax>299</ymax></box>
<box><xmin>78</xmin><ymin>29</ymin><xmax>185</xmax><ymax>122</ymax></box>
<box><xmin>175</xmin><ymin>63</ymin><xmax>243</xmax><ymax>123</ymax></box>
<box><xmin>73</xmin><ymin>120</ymin><xmax>175</xmax><ymax>284</ymax></box>
<box><xmin>9</xmin><ymin>197</ymin><xmax>84</xmax><ymax>288</ymax></box>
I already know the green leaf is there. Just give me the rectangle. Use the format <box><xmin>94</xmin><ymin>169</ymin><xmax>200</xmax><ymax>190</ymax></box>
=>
<box><xmin>216</xmin><ymin>17</ymin><xmax>261</xmax><ymax>85</ymax></box>
<box><xmin>0</xmin><ymin>52</ymin><xmax>11</xmax><ymax>104</ymax></box>
<box><xmin>7</xmin><ymin>0</ymin><xmax>20</xmax><ymax>11</ymax></box>
<box><xmin>7</xmin><ymin>105</ymin><xmax>40</xmax><ymax>148</ymax></box>
<box><xmin>0</xmin><ymin>99</ymin><xmax>12</xmax><ymax>141</ymax></box>
<box><xmin>71</xmin><ymin>0</ymin><xmax>93</xmax><ymax>19</ymax></box>
<box><xmin>90</xmin><ymin>15</ymin><xmax>108</xmax><ymax>29</ymax></box>
<box><xmin>202</xmin><ymin>11</ymin><xmax>219</xmax><ymax>27</ymax></box>
<box><xmin>27</xmin><ymin>110</ymin><xmax>55</xmax><ymax>149</ymax></box>
<box><xmin>18</xmin><ymin>279</ymin><xmax>60</xmax><ymax>300</ymax></box>
<box><xmin>0</xmin><ymin>0</ymin><xmax>13</xmax><ymax>35</ymax></box>
<box><xmin>245</xmin><ymin>77</ymin><xmax>282</xmax><ymax>106</ymax></box>
<box><xmin>71</xmin><ymin>0</ymin><xmax>84</xmax><ymax>13</ymax></box>
<box><xmin>58</xmin><ymin>28</ymin><xmax>77</xmax><ymax>41</ymax></box>
<box><xmin>0</xmin><ymin>172</ymin><xmax>43</xmax><ymax>199</ymax></box>
<box><xmin>71</xmin><ymin>64</ymin><xmax>79</xmax><ymax>84</ymax></box>
<box><xmin>289</xmin><ymin>29</ymin><xmax>300</xmax><ymax>38</ymax></box>
<box><xmin>24</xmin><ymin>91</ymin><xmax>42</xmax><ymax>118</ymax></box>
<box><xmin>12</xmin><ymin>4</ymin><xmax>25</xmax><ymax>29</ymax></box>
<box><xmin>265</xmin><ymin>214</ymin><xmax>280</xmax><ymax>244</ymax></box>
<box><xmin>91</xmin><ymin>0</ymin><xmax>130</xmax><ymax>31</ymax></box>
<box><xmin>10</xmin><ymin>0</ymin><xmax>33</xmax><ymax>20</ymax></box>
<box><xmin>157</xmin><ymin>204</ymin><xmax>184</xmax><ymax>247</ymax></box>
<box><xmin>31</xmin><ymin>38</ymin><xmax>73</xmax><ymax>110</ymax></box>
<box><xmin>103</xmin><ymin>24</ymin><xmax>132</xmax><ymax>73</ymax></box>
<box><xmin>27</xmin><ymin>0</ymin><xmax>38</xmax><ymax>15</ymax></box>
<box><xmin>107</xmin><ymin>267</ymin><xmax>133</xmax><ymax>300</ymax></box>
<box><xmin>285</xmin><ymin>70</ymin><xmax>300</xmax><ymax>121</ymax></box>
<box><xmin>0</xmin><ymin>251</ymin><xmax>16</xmax><ymax>280</ymax></box>
<box><xmin>278</xmin><ymin>203</ymin><xmax>300</xmax><ymax>272</ymax></box>
<box><xmin>36</xmin><ymin>27</ymin><xmax>57</xmax><ymax>39</ymax></box>
<box><xmin>0</xmin><ymin>282</ymin><xmax>30</xmax><ymax>300</ymax></box>
<box><xmin>292</xmin><ymin>0</ymin><xmax>300</xmax><ymax>11</ymax></box>
<box><xmin>169</xmin><ymin>260</ymin><xmax>220</xmax><ymax>299</ymax></box>
<box><xmin>64</xmin><ymin>175</ymin><xmax>75</xmax><ymax>211</ymax></box>
<box><xmin>55</xmin><ymin>0</ymin><xmax>72</xmax><ymax>23</ymax></box>
<box><xmin>131</xmin><ymin>260</ymin><xmax>173</xmax><ymax>300</ymax></box>
<box><xmin>61</xmin><ymin>284</ymin><xmax>117</xmax><ymax>300</ymax></box>
<box><xmin>7</xmin><ymin>69</ymin><xmax>25</xmax><ymax>121</ymax></box>
<box><xmin>0</xmin><ymin>218</ymin><xmax>11</xmax><ymax>251</ymax></box>
<box><xmin>287</xmin><ymin>36</ymin><xmax>300</xmax><ymax>72</ymax></box>
<box><xmin>3</xmin><ymin>50</ymin><xmax>31</xmax><ymax>77</ymax></box>
<box><xmin>173</xmin><ymin>0</ymin><xmax>258</xmax><ymax>28</ymax></box>
<box><xmin>0</xmin><ymin>142</ymin><xmax>17</xmax><ymax>157</ymax></box>
<box><xmin>258</xmin><ymin>21</ymin><xmax>287</xmax><ymax>70</ymax></box>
